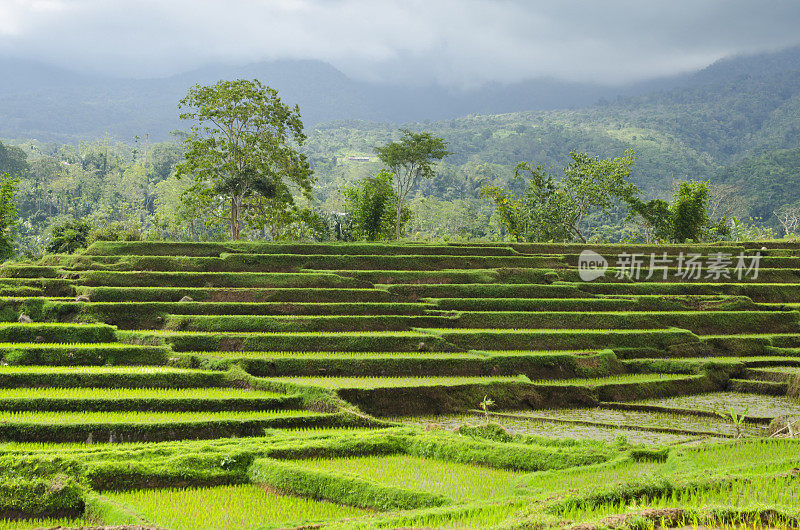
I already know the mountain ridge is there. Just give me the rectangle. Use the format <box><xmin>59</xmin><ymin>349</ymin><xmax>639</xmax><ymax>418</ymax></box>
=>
<box><xmin>0</xmin><ymin>52</ymin><xmax>723</xmax><ymax>142</ymax></box>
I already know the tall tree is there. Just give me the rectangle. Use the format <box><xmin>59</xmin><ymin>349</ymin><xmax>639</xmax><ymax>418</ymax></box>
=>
<box><xmin>0</xmin><ymin>174</ymin><xmax>19</xmax><ymax>260</ymax></box>
<box><xmin>481</xmin><ymin>151</ymin><xmax>639</xmax><ymax>242</ymax></box>
<box><xmin>175</xmin><ymin>79</ymin><xmax>313</xmax><ymax>240</ymax></box>
<box><xmin>561</xmin><ymin>151</ymin><xmax>639</xmax><ymax>242</ymax></box>
<box><xmin>342</xmin><ymin>170</ymin><xmax>410</xmax><ymax>240</ymax></box>
<box><xmin>480</xmin><ymin>162</ymin><xmax>572</xmax><ymax>242</ymax></box>
<box><xmin>669</xmin><ymin>179</ymin><xmax>711</xmax><ymax>243</ymax></box>
<box><xmin>375</xmin><ymin>130</ymin><xmax>449</xmax><ymax>238</ymax></box>
<box><xmin>0</xmin><ymin>141</ymin><xmax>28</xmax><ymax>178</ymax></box>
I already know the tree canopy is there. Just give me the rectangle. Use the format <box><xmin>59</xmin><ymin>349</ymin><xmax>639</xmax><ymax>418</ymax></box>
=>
<box><xmin>375</xmin><ymin>129</ymin><xmax>449</xmax><ymax>238</ymax></box>
<box><xmin>480</xmin><ymin>151</ymin><xmax>639</xmax><ymax>242</ymax></box>
<box><xmin>175</xmin><ymin>79</ymin><xmax>314</xmax><ymax>240</ymax></box>
<box><xmin>342</xmin><ymin>170</ymin><xmax>410</xmax><ymax>241</ymax></box>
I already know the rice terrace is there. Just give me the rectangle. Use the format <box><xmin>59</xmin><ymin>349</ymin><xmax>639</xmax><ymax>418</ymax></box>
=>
<box><xmin>0</xmin><ymin>240</ymin><xmax>798</xmax><ymax>529</ymax></box>
<box><xmin>4</xmin><ymin>3</ymin><xmax>800</xmax><ymax>529</ymax></box>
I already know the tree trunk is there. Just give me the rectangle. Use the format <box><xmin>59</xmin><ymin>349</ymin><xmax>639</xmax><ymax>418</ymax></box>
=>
<box><xmin>395</xmin><ymin>199</ymin><xmax>403</xmax><ymax>240</ymax></box>
<box><xmin>571</xmin><ymin>224</ymin><xmax>587</xmax><ymax>243</ymax></box>
<box><xmin>230</xmin><ymin>196</ymin><xmax>241</xmax><ymax>240</ymax></box>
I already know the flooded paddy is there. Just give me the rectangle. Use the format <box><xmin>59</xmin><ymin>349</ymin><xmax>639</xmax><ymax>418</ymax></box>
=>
<box><xmin>632</xmin><ymin>391</ymin><xmax>800</xmax><ymax>419</ymax></box>
<box><xmin>495</xmin><ymin>407</ymin><xmax>766</xmax><ymax>437</ymax></box>
<box><xmin>394</xmin><ymin>413</ymin><xmax>729</xmax><ymax>445</ymax></box>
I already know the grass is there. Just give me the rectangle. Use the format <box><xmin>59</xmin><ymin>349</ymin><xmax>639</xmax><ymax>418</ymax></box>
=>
<box><xmin>297</xmin><ymin>454</ymin><xmax>523</xmax><ymax>501</ymax></box>
<box><xmin>0</xmin><ymin>410</ymin><xmax>315</xmax><ymax>424</ymax></box>
<box><xmin>0</xmin><ymin>518</ymin><xmax>86</xmax><ymax>529</ymax></box>
<box><xmin>102</xmin><ymin>484</ymin><xmax>368</xmax><ymax>529</ymax></box>
<box><xmin>0</xmin><ymin>365</ymin><xmax>203</xmax><ymax>373</ymax></box>
<box><xmin>263</xmin><ymin>376</ymin><xmax>529</xmax><ymax>389</ymax></box>
<box><xmin>0</xmin><ymin>387</ymin><xmax>285</xmax><ymax>399</ymax></box>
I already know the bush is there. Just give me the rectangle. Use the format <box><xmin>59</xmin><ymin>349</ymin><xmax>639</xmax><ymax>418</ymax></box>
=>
<box><xmin>789</xmin><ymin>374</ymin><xmax>800</xmax><ymax>401</ymax></box>
<box><xmin>456</xmin><ymin>423</ymin><xmax>513</xmax><ymax>443</ymax></box>
<box><xmin>0</xmin><ymin>176</ymin><xmax>19</xmax><ymax>261</ymax></box>
<box><xmin>88</xmin><ymin>221</ymin><xmax>142</xmax><ymax>244</ymax></box>
<box><xmin>46</xmin><ymin>218</ymin><xmax>92</xmax><ymax>254</ymax></box>
<box><xmin>0</xmin><ymin>475</ymin><xmax>85</xmax><ymax>517</ymax></box>
<box><xmin>341</xmin><ymin>170</ymin><xmax>411</xmax><ymax>241</ymax></box>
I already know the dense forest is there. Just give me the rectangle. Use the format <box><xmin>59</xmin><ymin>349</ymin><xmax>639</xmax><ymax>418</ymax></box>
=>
<box><xmin>2</xmin><ymin>45</ymin><xmax>800</xmax><ymax>253</ymax></box>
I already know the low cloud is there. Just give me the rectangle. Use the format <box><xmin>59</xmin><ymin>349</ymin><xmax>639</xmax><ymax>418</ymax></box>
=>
<box><xmin>1</xmin><ymin>0</ymin><xmax>799</xmax><ymax>86</ymax></box>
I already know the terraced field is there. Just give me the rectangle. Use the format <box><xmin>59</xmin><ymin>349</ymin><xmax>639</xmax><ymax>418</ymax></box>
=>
<box><xmin>1</xmin><ymin>241</ymin><xmax>799</xmax><ymax>528</ymax></box>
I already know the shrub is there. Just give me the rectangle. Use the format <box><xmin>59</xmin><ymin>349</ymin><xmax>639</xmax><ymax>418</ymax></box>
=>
<box><xmin>45</xmin><ymin>218</ymin><xmax>92</xmax><ymax>254</ymax></box>
<box><xmin>341</xmin><ymin>170</ymin><xmax>411</xmax><ymax>241</ymax></box>
<box><xmin>456</xmin><ymin>423</ymin><xmax>513</xmax><ymax>443</ymax></box>
<box><xmin>88</xmin><ymin>221</ymin><xmax>142</xmax><ymax>244</ymax></box>
<box><xmin>789</xmin><ymin>374</ymin><xmax>800</xmax><ymax>401</ymax></box>
<box><xmin>0</xmin><ymin>176</ymin><xmax>18</xmax><ymax>261</ymax></box>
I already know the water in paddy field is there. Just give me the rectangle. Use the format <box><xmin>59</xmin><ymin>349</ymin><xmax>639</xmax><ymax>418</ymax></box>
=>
<box><xmin>394</xmin><ymin>413</ymin><xmax>732</xmax><ymax>445</ymax></box>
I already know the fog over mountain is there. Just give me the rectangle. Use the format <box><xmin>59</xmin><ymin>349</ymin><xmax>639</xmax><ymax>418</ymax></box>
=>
<box><xmin>2</xmin><ymin>0</ymin><xmax>800</xmax><ymax>86</ymax></box>
<box><xmin>3</xmin><ymin>43</ymin><xmax>797</xmax><ymax>143</ymax></box>
<box><xmin>2</xmin><ymin>0</ymin><xmax>800</xmax><ymax>141</ymax></box>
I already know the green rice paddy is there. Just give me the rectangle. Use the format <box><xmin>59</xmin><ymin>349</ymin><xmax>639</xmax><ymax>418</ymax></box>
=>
<box><xmin>103</xmin><ymin>484</ymin><xmax>368</xmax><ymax>529</ymax></box>
<box><xmin>0</xmin><ymin>410</ymin><xmax>316</xmax><ymax>424</ymax></box>
<box><xmin>0</xmin><ymin>387</ymin><xmax>285</xmax><ymax>399</ymax></box>
<box><xmin>559</xmin><ymin>475</ymin><xmax>800</xmax><ymax>521</ymax></box>
<box><xmin>264</xmin><ymin>375</ymin><xmax>529</xmax><ymax>389</ymax></box>
<box><xmin>2</xmin><ymin>241</ymin><xmax>800</xmax><ymax>529</ymax></box>
<box><xmin>264</xmin><ymin>373</ymin><xmax>690</xmax><ymax>389</ymax></box>
<box><xmin>0</xmin><ymin>518</ymin><xmax>86</xmax><ymax>529</ymax></box>
<box><xmin>0</xmin><ymin>365</ymin><xmax>202</xmax><ymax>374</ymax></box>
<box><xmin>298</xmin><ymin>454</ymin><xmax>524</xmax><ymax>501</ymax></box>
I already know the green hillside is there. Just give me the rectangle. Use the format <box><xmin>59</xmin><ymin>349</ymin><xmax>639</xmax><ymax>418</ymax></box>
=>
<box><xmin>714</xmin><ymin>147</ymin><xmax>800</xmax><ymax>221</ymax></box>
<box><xmin>305</xmin><ymin>46</ymin><xmax>800</xmax><ymax>218</ymax></box>
<box><xmin>4</xmin><ymin>47</ymin><xmax>800</xmax><ymax>246</ymax></box>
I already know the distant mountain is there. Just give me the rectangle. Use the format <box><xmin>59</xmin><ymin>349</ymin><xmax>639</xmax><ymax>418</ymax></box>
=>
<box><xmin>0</xmin><ymin>56</ymin><xmax>689</xmax><ymax>142</ymax></box>
<box><xmin>296</xmin><ymin>45</ymin><xmax>800</xmax><ymax>214</ymax></box>
<box><xmin>4</xmin><ymin>44</ymin><xmax>800</xmax><ymax>222</ymax></box>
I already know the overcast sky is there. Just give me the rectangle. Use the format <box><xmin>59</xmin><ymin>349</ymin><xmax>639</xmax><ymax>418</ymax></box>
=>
<box><xmin>2</xmin><ymin>0</ymin><xmax>800</xmax><ymax>87</ymax></box>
